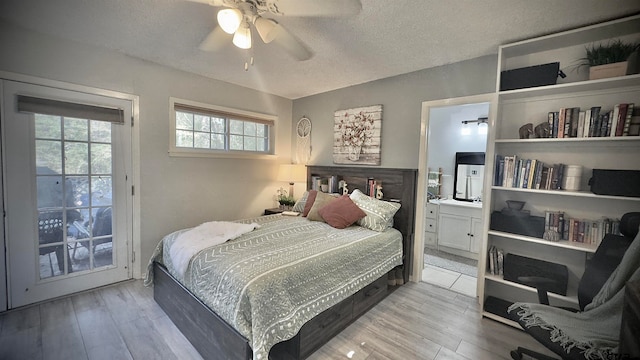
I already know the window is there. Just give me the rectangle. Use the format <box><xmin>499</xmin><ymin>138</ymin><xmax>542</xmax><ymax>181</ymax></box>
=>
<box><xmin>170</xmin><ymin>98</ymin><xmax>276</xmax><ymax>158</ymax></box>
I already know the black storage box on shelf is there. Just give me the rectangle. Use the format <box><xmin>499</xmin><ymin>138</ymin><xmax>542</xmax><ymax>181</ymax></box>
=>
<box><xmin>589</xmin><ymin>169</ymin><xmax>640</xmax><ymax>198</ymax></box>
<box><xmin>490</xmin><ymin>211</ymin><xmax>545</xmax><ymax>238</ymax></box>
<box><xmin>500</xmin><ymin>62</ymin><xmax>560</xmax><ymax>91</ymax></box>
<box><xmin>504</xmin><ymin>253</ymin><xmax>569</xmax><ymax>296</ymax></box>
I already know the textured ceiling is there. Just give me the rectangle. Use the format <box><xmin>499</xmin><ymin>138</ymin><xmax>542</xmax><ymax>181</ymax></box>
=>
<box><xmin>1</xmin><ymin>0</ymin><xmax>639</xmax><ymax>99</ymax></box>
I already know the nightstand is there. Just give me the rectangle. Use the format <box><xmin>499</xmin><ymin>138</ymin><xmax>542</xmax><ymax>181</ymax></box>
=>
<box><xmin>264</xmin><ymin>208</ymin><xmax>285</xmax><ymax>215</ymax></box>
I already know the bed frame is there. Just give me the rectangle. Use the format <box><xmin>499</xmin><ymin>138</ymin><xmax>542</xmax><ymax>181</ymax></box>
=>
<box><xmin>153</xmin><ymin>166</ymin><xmax>417</xmax><ymax>360</ymax></box>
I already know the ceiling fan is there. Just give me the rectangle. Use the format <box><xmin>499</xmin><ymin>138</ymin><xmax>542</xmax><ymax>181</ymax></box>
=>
<box><xmin>188</xmin><ymin>0</ymin><xmax>362</xmax><ymax>61</ymax></box>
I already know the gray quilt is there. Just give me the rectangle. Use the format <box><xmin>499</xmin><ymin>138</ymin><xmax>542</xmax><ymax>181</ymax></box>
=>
<box><xmin>145</xmin><ymin>214</ymin><xmax>403</xmax><ymax>360</ymax></box>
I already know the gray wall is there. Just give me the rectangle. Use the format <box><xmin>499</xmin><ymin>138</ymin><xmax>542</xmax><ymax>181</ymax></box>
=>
<box><xmin>0</xmin><ymin>21</ymin><xmax>294</xmax><ymax>276</ymax></box>
<box><xmin>292</xmin><ymin>55</ymin><xmax>497</xmax><ymax>169</ymax></box>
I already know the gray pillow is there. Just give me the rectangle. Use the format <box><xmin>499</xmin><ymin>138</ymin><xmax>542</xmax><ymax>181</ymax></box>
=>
<box><xmin>349</xmin><ymin>189</ymin><xmax>401</xmax><ymax>231</ymax></box>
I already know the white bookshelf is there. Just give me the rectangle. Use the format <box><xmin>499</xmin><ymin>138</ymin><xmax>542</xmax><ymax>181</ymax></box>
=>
<box><xmin>479</xmin><ymin>14</ymin><xmax>640</xmax><ymax>326</ymax></box>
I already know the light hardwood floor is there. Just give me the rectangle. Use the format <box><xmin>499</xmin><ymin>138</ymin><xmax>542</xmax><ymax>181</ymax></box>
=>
<box><xmin>0</xmin><ymin>280</ymin><xmax>556</xmax><ymax>360</ymax></box>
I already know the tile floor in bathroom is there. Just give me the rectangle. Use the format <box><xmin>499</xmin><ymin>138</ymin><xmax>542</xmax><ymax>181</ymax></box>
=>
<box><xmin>422</xmin><ymin>247</ymin><xmax>478</xmax><ymax>298</ymax></box>
<box><xmin>422</xmin><ymin>264</ymin><xmax>478</xmax><ymax>298</ymax></box>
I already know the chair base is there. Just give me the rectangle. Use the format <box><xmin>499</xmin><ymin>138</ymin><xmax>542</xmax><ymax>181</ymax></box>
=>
<box><xmin>511</xmin><ymin>347</ymin><xmax>559</xmax><ymax>360</ymax></box>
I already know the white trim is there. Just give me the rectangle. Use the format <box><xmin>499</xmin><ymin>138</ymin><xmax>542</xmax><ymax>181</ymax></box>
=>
<box><xmin>0</xmin><ymin>70</ymin><xmax>141</xmax><ymax>280</ymax></box>
<box><xmin>412</xmin><ymin>93</ymin><xmax>496</xmax><ymax>294</ymax></box>
<box><xmin>169</xmin><ymin>97</ymin><xmax>278</xmax><ymax>158</ymax></box>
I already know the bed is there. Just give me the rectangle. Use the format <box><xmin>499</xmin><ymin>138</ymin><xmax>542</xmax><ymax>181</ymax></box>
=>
<box><xmin>148</xmin><ymin>166</ymin><xmax>417</xmax><ymax>360</ymax></box>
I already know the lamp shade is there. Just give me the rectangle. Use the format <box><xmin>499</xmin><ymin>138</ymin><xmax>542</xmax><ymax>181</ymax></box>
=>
<box><xmin>232</xmin><ymin>22</ymin><xmax>252</xmax><ymax>49</ymax></box>
<box><xmin>254</xmin><ymin>17</ymin><xmax>278</xmax><ymax>43</ymax></box>
<box><xmin>278</xmin><ymin>164</ymin><xmax>306</xmax><ymax>183</ymax></box>
<box><xmin>217</xmin><ymin>8</ymin><xmax>242</xmax><ymax>34</ymax></box>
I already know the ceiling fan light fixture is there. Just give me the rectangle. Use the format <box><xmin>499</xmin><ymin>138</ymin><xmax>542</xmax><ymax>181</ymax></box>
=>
<box><xmin>254</xmin><ymin>17</ymin><xmax>278</xmax><ymax>43</ymax></box>
<box><xmin>232</xmin><ymin>22</ymin><xmax>252</xmax><ymax>49</ymax></box>
<box><xmin>217</xmin><ymin>8</ymin><xmax>242</xmax><ymax>34</ymax></box>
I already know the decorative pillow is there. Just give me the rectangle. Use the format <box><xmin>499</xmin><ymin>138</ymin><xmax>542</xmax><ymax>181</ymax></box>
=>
<box><xmin>302</xmin><ymin>190</ymin><xmax>318</xmax><ymax>217</ymax></box>
<box><xmin>318</xmin><ymin>195</ymin><xmax>367</xmax><ymax>229</ymax></box>
<box><xmin>349</xmin><ymin>189</ymin><xmax>401</xmax><ymax>231</ymax></box>
<box><xmin>306</xmin><ymin>192</ymin><xmax>338</xmax><ymax>222</ymax></box>
<box><xmin>292</xmin><ymin>191</ymin><xmax>309</xmax><ymax>213</ymax></box>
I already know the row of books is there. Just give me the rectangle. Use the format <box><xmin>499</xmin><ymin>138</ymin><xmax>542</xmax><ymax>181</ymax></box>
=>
<box><xmin>544</xmin><ymin>211</ymin><xmax>621</xmax><ymax>246</ymax></box>
<box><xmin>366</xmin><ymin>177</ymin><xmax>382</xmax><ymax>197</ymax></box>
<box><xmin>309</xmin><ymin>175</ymin><xmax>381</xmax><ymax>197</ymax></box>
<box><xmin>546</xmin><ymin>103</ymin><xmax>639</xmax><ymax>138</ymax></box>
<box><xmin>487</xmin><ymin>246</ymin><xmax>504</xmax><ymax>276</ymax></box>
<box><xmin>310</xmin><ymin>175</ymin><xmax>339</xmax><ymax>193</ymax></box>
<box><xmin>494</xmin><ymin>155</ymin><xmax>566</xmax><ymax>190</ymax></box>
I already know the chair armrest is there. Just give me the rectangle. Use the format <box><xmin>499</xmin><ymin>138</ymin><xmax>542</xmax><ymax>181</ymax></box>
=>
<box><xmin>517</xmin><ymin>276</ymin><xmax>559</xmax><ymax>305</ymax></box>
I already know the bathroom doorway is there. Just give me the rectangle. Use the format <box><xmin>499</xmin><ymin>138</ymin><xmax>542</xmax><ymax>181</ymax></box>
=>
<box><xmin>413</xmin><ymin>94</ymin><xmax>495</xmax><ymax>298</ymax></box>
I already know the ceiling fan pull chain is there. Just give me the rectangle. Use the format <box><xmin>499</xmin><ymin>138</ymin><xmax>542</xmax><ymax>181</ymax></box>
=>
<box><xmin>244</xmin><ymin>53</ymin><xmax>255</xmax><ymax>71</ymax></box>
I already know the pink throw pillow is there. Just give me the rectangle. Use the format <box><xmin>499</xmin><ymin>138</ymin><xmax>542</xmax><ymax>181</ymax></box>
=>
<box><xmin>318</xmin><ymin>195</ymin><xmax>367</xmax><ymax>229</ymax></box>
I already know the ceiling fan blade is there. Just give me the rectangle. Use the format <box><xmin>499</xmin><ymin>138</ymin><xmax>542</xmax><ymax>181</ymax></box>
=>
<box><xmin>270</xmin><ymin>24</ymin><xmax>312</xmax><ymax>61</ymax></box>
<box><xmin>185</xmin><ymin>0</ymin><xmax>229</xmax><ymax>6</ymax></box>
<box><xmin>198</xmin><ymin>26</ymin><xmax>232</xmax><ymax>51</ymax></box>
<box><xmin>264</xmin><ymin>0</ymin><xmax>361</xmax><ymax>16</ymax></box>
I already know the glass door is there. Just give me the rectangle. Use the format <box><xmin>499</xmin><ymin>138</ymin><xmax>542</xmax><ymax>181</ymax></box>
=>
<box><xmin>2</xmin><ymin>80</ymin><xmax>132</xmax><ymax>308</ymax></box>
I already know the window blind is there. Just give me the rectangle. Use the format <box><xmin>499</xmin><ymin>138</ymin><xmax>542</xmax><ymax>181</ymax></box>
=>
<box><xmin>17</xmin><ymin>95</ymin><xmax>125</xmax><ymax>124</ymax></box>
<box><xmin>174</xmin><ymin>103</ymin><xmax>274</xmax><ymax>126</ymax></box>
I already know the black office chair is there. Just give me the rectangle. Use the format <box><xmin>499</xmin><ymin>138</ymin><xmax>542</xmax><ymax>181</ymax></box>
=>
<box><xmin>508</xmin><ymin>212</ymin><xmax>640</xmax><ymax>360</ymax></box>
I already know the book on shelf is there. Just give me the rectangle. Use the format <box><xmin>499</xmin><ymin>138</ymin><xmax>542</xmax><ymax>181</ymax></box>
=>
<box><xmin>569</xmin><ymin>107</ymin><xmax>580</xmax><ymax>138</ymax></box>
<box><xmin>611</xmin><ymin>104</ymin><xmax>621</xmax><ymax>137</ymax></box>
<box><xmin>623</xmin><ymin>103</ymin><xmax>636</xmax><ymax>136</ymax></box>
<box><xmin>328</xmin><ymin>175</ymin><xmax>339</xmax><ymax>193</ymax></box>
<box><xmin>558</xmin><ymin>108</ymin><xmax>566</xmax><ymax>138</ymax></box>
<box><xmin>366</xmin><ymin>177</ymin><xmax>381</xmax><ymax>197</ymax></box>
<box><xmin>494</xmin><ymin>155</ymin><xmax>504</xmax><ymax>186</ymax></box>
<box><xmin>577</xmin><ymin>110</ymin><xmax>585</xmax><ymax>138</ymax></box>
<box><xmin>487</xmin><ymin>246</ymin><xmax>504</xmax><ymax>276</ymax></box>
<box><xmin>629</xmin><ymin>107</ymin><xmax>640</xmax><ymax>136</ymax></box>
<box><xmin>583</xmin><ymin>109</ymin><xmax>591</xmax><ymax>138</ymax></box>
<box><xmin>495</xmin><ymin>155</ymin><xmax>573</xmax><ymax>191</ymax></box>
<box><xmin>311</xmin><ymin>176</ymin><xmax>322</xmax><ymax>191</ymax></box>
<box><xmin>600</xmin><ymin>111</ymin><xmax>610</xmax><ymax>137</ymax></box>
<box><xmin>541</xmin><ymin>104</ymin><xmax>638</xmax><ymax>138</ymax></box>
<box><xmin>590</xmin><ymin>106</ymin><xmax>601</xmax><ymax>137</ymax></box>
<box><xmin>541</xmin><ymin>103</ymin><xmax>638</xmax><ymax>138</ymax></box>
<box><xmin>544</xmin><ymin>210</ymin><xmax>620</xmax><ymax>245</ymax></box>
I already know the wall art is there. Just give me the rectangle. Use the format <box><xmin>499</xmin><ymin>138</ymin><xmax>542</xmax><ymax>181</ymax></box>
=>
<box><xmin>333</xmin><ymin>105</ymin><xmax>382</xmax><ymax>165</ymax></box>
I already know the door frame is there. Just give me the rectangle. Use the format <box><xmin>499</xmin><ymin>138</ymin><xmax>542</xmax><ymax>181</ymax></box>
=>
<box><xmin>412</xmin><ymin>93</ymin><xmax>496</xmax><ymax>288</ymax></box>
<box><xmin>0</xmin><ymin>71</ymin><xmax>141</xmax><ymax>309</ymax></box>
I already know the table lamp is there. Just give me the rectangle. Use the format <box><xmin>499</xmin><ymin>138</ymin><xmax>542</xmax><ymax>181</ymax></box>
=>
<box><xmin>277</xmin><ymin>164</ymin><xmax>306</xmax><ymax>199</ymax></box>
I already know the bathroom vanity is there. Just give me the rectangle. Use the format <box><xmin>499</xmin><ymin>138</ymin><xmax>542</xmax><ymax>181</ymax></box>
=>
<box><xmin>437</xmin><ymin>199</ymin><xmax>483</xmax><ymax>259</ymax></box>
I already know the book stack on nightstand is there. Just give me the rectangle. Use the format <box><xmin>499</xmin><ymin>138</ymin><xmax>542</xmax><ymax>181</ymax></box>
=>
<box><xmin>264</xmin><ymin>208</ymin><xmax>284</xmax><ymax>215</ymax></box>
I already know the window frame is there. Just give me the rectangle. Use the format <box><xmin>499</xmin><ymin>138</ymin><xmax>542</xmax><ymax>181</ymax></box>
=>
<box><xmin>169</xmin><ymin>97</ymin><xmax>277</xmax><ymax>159</ymax></box>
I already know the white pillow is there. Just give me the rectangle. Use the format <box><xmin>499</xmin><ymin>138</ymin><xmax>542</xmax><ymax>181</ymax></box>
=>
<box><xmin>292</xmin><ymin>191</ymin><xmax>309</xmax><ymax>213</ymax></box>
<box><xmin>349</xmin><ymin>189</ymin><xmax>401</xmax><ymax>231</ymax></box>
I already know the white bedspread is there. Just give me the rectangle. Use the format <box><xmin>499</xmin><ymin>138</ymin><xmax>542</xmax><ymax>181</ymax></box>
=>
<box><xmin>169</xmin><ymin>221</ymin><xmax>260</xmax><ymax>280</ymax></box>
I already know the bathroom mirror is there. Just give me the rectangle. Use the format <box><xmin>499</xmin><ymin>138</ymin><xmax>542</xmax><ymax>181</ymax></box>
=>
<box><xmin>453</xmin><ymin>152</ymin><xmax>485</xmax><ymax>202</ymax></box>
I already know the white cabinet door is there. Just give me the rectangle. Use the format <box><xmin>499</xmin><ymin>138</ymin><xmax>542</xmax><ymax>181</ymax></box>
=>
<box><xmin>438</xmin><ymin>213</ymin><xmax>471</xmax><ymax>251</ymax></box>
<box><xmin>470</xmin><ymin>217</ymin><xmax>483</xmax><ymax>254</ymax></box>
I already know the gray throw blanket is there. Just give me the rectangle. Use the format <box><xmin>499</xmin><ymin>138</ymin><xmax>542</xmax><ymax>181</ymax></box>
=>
<box><xmin>508</xmin><ymin>226</ymin><xmax>640</xmax><ymax>360</ymax></box>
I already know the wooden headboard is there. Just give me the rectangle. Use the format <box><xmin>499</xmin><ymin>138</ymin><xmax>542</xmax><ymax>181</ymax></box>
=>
<box><xmin>306</xmin><ymin>166</ymin><xmax>418</xmax><ymax>281</ymax></box>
